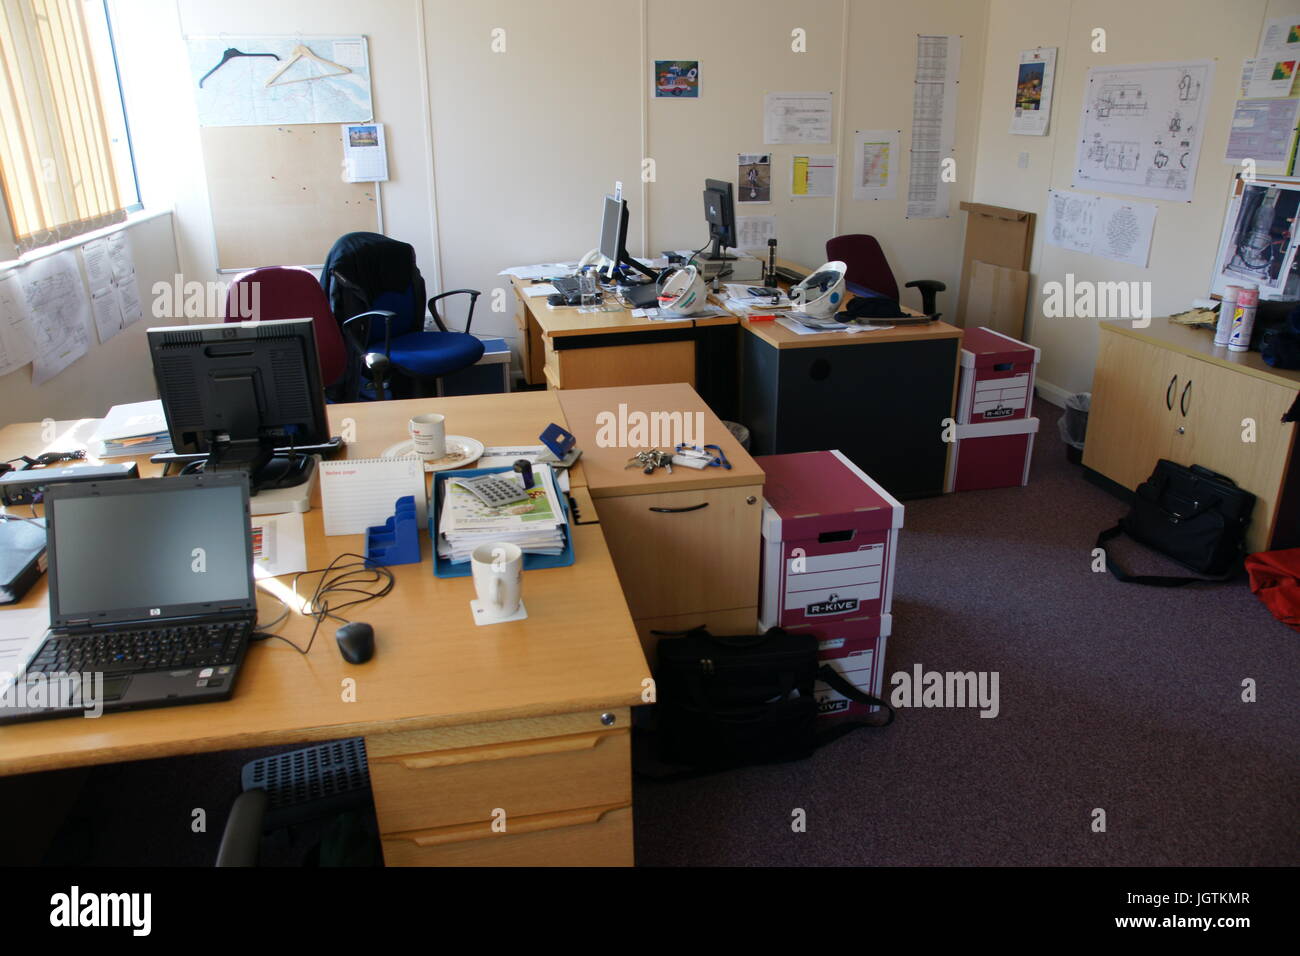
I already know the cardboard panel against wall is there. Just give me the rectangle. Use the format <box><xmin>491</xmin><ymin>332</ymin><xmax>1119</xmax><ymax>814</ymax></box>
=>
<box><xmin>200</xmin><ymin>123</ymin><xmax>379</xmax><ymax>271</ymax></box>
<box><xmin>965</xmin><ymin>259</ymin><xmax>1029</xmax><ymax>340</ymax></box>
<box><xmin>956</xmin><ymin>202</ymin><xmax>1034</xmax><ymax>327</ymax></box>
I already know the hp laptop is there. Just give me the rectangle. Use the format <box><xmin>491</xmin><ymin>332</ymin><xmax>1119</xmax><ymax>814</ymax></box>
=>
<box><xmin>0</xmin><ymin>473</ymin><xmax>257</xmax><ymax>724</ymax></box>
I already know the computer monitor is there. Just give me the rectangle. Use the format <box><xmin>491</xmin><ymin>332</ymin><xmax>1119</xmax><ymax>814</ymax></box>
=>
<box><xmin>147</xmin><ymin>317</ymin><xmax>336</xmax><ymax>493</ymax></box>
<box><xmin>703</xmin><ymin>178</ymin><xmax>737</xmax><ymax>262</ymax></box>
<box><xmin>597</xmin><ymin>193</ymin><xmax>657</xmax><ymax>282</ymax></box>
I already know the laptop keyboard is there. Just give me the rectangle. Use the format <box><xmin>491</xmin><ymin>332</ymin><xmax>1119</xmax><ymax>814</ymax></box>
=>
<box><xmin>28</xmin><ymin>621</ymin><xmax>250</xmax><ymax>676</ymax></box>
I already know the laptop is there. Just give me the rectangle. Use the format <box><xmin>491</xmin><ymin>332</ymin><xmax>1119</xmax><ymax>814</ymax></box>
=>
<box><xmin>0</xmin><ymin>473</ymin><xmax>258</xmax><ymax>724</ymax></box>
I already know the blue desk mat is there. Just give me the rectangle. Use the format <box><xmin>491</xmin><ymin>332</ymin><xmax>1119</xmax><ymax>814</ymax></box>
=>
<box><xmin>429</xmin><ymin>466</ymin><xmax>574</xmax><ymax>578</ymax></box>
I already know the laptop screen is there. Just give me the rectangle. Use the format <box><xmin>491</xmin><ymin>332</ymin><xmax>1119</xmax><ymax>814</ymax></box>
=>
<box><xmin>47</xmin><ymin>476</ymin><xmax>255</xmax><ymax>626</ymax></box>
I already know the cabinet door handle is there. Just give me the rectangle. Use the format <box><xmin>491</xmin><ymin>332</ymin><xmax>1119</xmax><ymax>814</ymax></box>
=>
<box><xmin>1180</xmin><ymin>380</ymin><xmax>1192</xmax><ymax>417</ymax></box>
<box><xmin>1166</xmin><ymin>374</ymin><xmax>1177</xmax><ymax>410</ymax></box>
<box><xmin>649</xmin><ymin>502</ymin><xmax>709</xmax><ymax>514</ymax></box>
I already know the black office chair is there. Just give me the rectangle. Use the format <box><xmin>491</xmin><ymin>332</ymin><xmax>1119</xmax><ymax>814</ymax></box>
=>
<box><xmin>320</xmin><ymin>232</ymin><xmax>485</xmax><ymax>400</ymax></box>
<box><xmin>216</xmin><ymin>738</ymin><xmax>381</xmax><ymax>867</ymax></box>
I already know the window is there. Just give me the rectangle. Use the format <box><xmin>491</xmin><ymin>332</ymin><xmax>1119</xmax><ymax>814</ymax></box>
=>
<box><xmin>0</xmin><ymin>0</ymin><xmax>139</xmax><ymax>255</ymax></box>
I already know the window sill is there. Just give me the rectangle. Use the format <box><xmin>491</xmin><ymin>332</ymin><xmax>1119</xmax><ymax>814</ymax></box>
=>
<box><xmin>0</xmin><ymin>206</ymin><xmax>172</xmax><ymax>275</ymax></box>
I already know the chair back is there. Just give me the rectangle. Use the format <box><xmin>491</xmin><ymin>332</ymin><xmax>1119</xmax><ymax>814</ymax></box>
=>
<box><xmin>825</xmin><ymin>234</ymin><xmax>899</xmax><ymax>301</ymax></box>
<box><xmin>320</xmin><ymin>232</ymin><xmax>427</xmax><ymax>346</ymax></box>
<box><xmin>222</xmin><ymin>266</ymin><xmax>347</xmax><ymax>387</ymax></box>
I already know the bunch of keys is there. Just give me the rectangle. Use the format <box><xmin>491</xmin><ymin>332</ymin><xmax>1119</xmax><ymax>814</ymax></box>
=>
<box><xmin>625</xmin><ymin>449</ymin><xmax>673</xmax><ymax>475</ymax></box>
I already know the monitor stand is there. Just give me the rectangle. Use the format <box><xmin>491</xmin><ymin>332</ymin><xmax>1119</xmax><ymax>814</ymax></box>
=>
<box><xmin>248</xmin><ymin>456</ymin><xmax>319</xmax><ymax>515</ymax></box>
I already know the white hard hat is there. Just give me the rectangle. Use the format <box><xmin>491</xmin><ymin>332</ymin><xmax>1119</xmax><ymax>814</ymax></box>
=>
<box><xmin>657</xmin><ymin>265</ymin><xmax>708</xmax><ymax>315</ymax></box>
<box><xmin>790</xmin><ymin>260</ymin><xmax>847</xmax><ymax>319</ymax></box>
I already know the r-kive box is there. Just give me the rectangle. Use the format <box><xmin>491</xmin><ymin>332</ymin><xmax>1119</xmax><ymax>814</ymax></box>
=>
<box><xmin>956</xmin><ymin>327</ymin><xmax>1039</xmax><ymax>425</ymax></box>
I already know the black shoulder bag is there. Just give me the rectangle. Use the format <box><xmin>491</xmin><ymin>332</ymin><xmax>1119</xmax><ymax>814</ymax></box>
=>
<box><xmin>1096</xmin><ymin>459</ymin><xmax>1255</xmax><ymax>586</ymax></box>
<box><xmin>650</xmin><ymin>625</ymin><xmax>894</xmax><ymax>772</ymax></box>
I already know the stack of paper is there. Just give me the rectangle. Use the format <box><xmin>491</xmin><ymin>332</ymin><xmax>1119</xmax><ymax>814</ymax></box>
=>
<box><xmin>91</xmin><ymin>400</ymin><xmax>172</xmax><ymax>458</ymax></box>
<box><xmin>436</xmin><ymin>465</ymin><xmax>567</xmax><ymax>564</ymax></box>
<box><xmin>723</xmin><ymin>283</ymin><xmax>792</xmax><ymax>312</ymax></box>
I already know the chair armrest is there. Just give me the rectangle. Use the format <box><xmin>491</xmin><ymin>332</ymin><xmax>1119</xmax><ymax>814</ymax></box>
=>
<box><xmin>428</xmin><ymin>289</ymin><xmax>481</xmax><ymax>334</ymax></box>
<box><xmin>216</xmin><ymin>788</ymin><xmax>267</xmax><ymax>867</ymax></box>
<box><xmin>904</xmin><ymin>279</ymin><xmax>946</xmax><ymax>318</ymax></box>
<box><xmin>340</xmin><ymin>309</ymin><xmax>397</xmax><ymax>357</ymax></box>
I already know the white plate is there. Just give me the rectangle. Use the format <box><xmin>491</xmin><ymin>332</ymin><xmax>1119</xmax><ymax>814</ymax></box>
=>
<box><xmin>382</xmin><ymin>436</ymin><xmax>485</xmax><ymax>472</ymax></box>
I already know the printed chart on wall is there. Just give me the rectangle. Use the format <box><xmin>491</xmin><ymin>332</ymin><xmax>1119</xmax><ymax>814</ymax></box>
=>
<box><xmin>852</xmin><ymin>130</ymin><xmax>899</xmax><ymax>200</ymax></box>
<box><xmin>1045</xmin><ymin>188</ymin><xmax>1157</xmax><ymax>267</ymax></box>
<box><xmin>1073</xmin><ymin>60</ymin><xmax>1214</xmax><ymax>202</ymax></box>
<box><xmin>1011</xmin><ymin>48</ymin><xmax>1057</xmax><ymax>136</ymax></box>
<box><xmin>187</xmin><ymin>36</ymin><xmax>373</xmax><ymax>126</ymax></box>
<box><xmin>763</xmin><ymin>92</ymin><xmax>833</xmax><ymax>144</ymax></box>
<box><xmin>791</xmin><ymin>155</ymin><xmax>835</xmax><ymax>198</ymax></box>
<box><xmin>908</xmin><ymin>35</ymin><xmax>961</xmax><ymax>219</ymax></box>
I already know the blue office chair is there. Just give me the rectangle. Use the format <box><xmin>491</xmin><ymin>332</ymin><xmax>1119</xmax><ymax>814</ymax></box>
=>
<box><xmin>321</xmin><ymin>232</ymin><xmax>485</xmax><ymax>400</ymax></box>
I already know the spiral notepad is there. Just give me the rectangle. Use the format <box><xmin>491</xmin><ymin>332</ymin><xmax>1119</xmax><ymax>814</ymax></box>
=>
<box><xmin>318</xmin><ymin>457</ymin><xmax>428</xmax><ymax>536</ymax></box>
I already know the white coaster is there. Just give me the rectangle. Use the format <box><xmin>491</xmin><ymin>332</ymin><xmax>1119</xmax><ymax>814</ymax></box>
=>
<box><xmin>471</xmin><ymin>599</ymin><xmax>529</xmax><ymax>626</ymax></box>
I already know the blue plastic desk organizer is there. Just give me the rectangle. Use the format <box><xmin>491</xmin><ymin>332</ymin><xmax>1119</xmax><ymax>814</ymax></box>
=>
<box><xmin>364</xmin><ymin>495</ymin><xmax>421</xmax><ymax>566</ymax></box>
<box><xmin>429</xmin><ymin>467</ymin><xmax>574</xmax><ymax>578</ymax></box>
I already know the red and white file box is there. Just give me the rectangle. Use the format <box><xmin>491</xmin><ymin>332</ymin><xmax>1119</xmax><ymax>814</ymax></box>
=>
<box><xmin>794</xmin><ymin>616</ymin><xmax>890</xmax><ymax>718</ymax></box>
<box><xmin>756</xmin><ymin>450</ymin><xmax>903</xmax><ymax>629</ymax></box>
<box><xmin>944</xmin><ymin>416</ymin><xmax>1039</xmax><ymax>493</ymax></box>
<box><xmin>956</xmin><ymin>326</ymin><xmax>1039</xmax><ymax>425</ymax></box>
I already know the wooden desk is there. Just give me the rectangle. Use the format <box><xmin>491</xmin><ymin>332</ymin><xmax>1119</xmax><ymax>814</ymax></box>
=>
<box><xmin>741</xmin><ymin>317</ymin><xmax>963</xmax><ymax>499</ymax></box>
<box><xmin>1084</xmin><ymin>318</ymin><xmax>1300</xmax><ymax>554</ymax></box>
<box><xmin>0</xmin><ymin>392</ymin><xmax>650</xmax><ymax>866</ymax></box>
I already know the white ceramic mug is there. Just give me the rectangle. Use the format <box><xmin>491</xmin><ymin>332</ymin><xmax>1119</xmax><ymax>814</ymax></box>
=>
<box><xmin>409</xmin><ymin>413</ymin><xmax>446</xmax><ymax>460</ymax></box>
<box><xmin>471</xmin><ymin>541</ymin><xmax>523</xmax><ymax>619</ymax></box>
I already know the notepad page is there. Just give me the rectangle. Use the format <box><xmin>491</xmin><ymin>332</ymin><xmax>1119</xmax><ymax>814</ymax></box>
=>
<box><xmin>318</xmin><ymin>457</ymin><xmax>428</xmax><ymax>536</ymax></box>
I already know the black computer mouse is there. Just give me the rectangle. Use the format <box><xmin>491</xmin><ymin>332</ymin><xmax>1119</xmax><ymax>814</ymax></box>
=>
<box><xmin>335</xmin><ymin>622</ymin><xmax>375</xmax><ymax>664</ymax></box>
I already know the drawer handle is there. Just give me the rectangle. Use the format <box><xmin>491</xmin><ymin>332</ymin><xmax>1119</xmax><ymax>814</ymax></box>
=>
<box><xmin>1180</xmin><ymin>380</ymin><xmax>1191</xmax><ymax>417</ymax></box>
<box><xmin>383</xmin><ymin>730</ymin><xmax>615</xmax><ymax>769</ymax></box>
<box><xmin>1166</xmin><ymin>374</ymin><xmax>1177</xmax><ymax>410</ymax></box>
<box><xmin>390</xmin><ymin>802</ymin><xmax>628</xmax><ymax>848</ymax></box>
<box><xmin>649</xmin><ymin>502</ymin><xmax>709</xmax><ymax>514</ymax></box>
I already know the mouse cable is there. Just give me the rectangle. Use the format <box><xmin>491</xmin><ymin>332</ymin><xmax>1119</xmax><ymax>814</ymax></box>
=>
<box><xmin>251</xmin><ymin>552</ymin><xmax>394</xmax><ymax>656</ymax></box>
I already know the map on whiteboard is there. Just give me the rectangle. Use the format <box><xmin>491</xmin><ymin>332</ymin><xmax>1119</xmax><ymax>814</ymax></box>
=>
<box><xmin>1073</xmin><ymin>60</ymin><xmax>1214</xmax><ymax>202</ymax></box>
<box><xmin>187</xmin><ymin>36</ymin><xmax>372</xmax><ymax>127</ymax></box>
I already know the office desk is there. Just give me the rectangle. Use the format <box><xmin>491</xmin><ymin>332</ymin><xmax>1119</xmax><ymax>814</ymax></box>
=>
<box><xmin>741</xmin><ymin>317</ymin><xmax>963</xmax><ymax>499</ymax></box>
<box><xmin>0</xmin><ymin>392</ymin><xmax>650</xmax><ymax>866</ymax></box>
<box><xmin>511</xmin><ymin>277</ymin><xmax>741</xmax><ymax>420</ymax></box>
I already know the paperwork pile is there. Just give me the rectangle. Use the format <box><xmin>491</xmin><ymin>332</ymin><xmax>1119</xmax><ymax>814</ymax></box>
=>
<box><xmin>91</xmin><ymin>400</ymin><xmax>172</xmax><ymax>458</ymax></box>
<box><xmin>436</xmin><ymin>464</ymin><xmax>567</xmax><ymax>564</ymax></box>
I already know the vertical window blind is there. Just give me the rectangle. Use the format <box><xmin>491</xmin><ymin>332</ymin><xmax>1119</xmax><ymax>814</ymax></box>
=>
<box><xmin>0</xmin><ymin>0</ymin><xmax>125</xmax><ymax>254</ymax></box>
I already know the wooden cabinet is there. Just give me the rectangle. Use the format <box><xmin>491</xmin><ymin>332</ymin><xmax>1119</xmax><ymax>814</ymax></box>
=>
<box><xmin>1085</xmin><ymin>320</ymin><xmax>1300</xmax><ymax>554</ymax></box>
<box><xmin>557</xmin><ymin>384</ymin><xmax>765</xmax><ymax>643</ymax></box>
<box><xmin>367</xmin><ymin>709</ymin><xmax>633</xmax><ymax>867</ymax></box>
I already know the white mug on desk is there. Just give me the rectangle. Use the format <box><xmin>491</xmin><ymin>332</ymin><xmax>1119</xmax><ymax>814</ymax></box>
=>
<box><xmin>471</xmin><ymin>542</ymin><xmax>523</xmax><ymax>620</ymax></box>
<box><xmin>409</xmin><ymin>413</ymin><xmax>446</xmax><ymax>460</ymax></box>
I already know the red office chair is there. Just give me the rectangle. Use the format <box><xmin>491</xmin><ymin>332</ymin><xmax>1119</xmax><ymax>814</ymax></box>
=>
<box><xmin>222</xmin><ymin>266</ymin><xmax>348</xmax><ymax>391</ymax></box>
<box><xmin>826</xmin><ymin>234</ymin><xmax>946</xmax><ymax>319</ymax></box>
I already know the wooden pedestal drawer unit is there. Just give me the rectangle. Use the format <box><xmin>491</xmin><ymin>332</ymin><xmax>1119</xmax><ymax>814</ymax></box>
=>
<box><xmin>366</xmin><ymin>709</ymin><xmax>633</xmax><ymax>867</ymax></box>
<box><xmin>557</xmin><ymin>384</ymin><xmax>766</xmax><ymax>641</ymax></box>
<box><xmin>1085</xmin><ymin>319</ymin><xmax>1300</xmax><ymax>555</ymax></box>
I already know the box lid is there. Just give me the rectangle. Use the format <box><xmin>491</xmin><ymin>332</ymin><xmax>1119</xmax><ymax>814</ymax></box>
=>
<box><xmin>756</xmin><ymin>450</ymin><xmax>902</xmax><ymax>539</ymax></box>
<box><xmin>960</xmin><ymin>326</ymin><xmax>1040</xmax><ymax>369</ymax></box>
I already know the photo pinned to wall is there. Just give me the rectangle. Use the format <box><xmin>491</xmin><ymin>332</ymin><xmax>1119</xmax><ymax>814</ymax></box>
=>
<box><xmin>654</xmin><ymin>61</ymin><xmax>699</xmax><ymax>98</ymax></box>
<box><xmin>738</xmin><ymin>154</ymin><xmax>771</xmax><ymax>203</ymax></box>
<box><xmin>1011</xmin><ymin>48</ymin><xmax>1056</xmax><ymax>136</ymax></box>
<box><xmin>1210</xmin><ymin>177</ymin><xmax>1300</xmax><ymax>298</ymax></box>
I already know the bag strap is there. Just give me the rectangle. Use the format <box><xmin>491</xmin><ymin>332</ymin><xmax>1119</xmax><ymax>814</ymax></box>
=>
<box><xmin>1095</xmin><ymin>524</ymin><xmax>1235</xmax><ymax>587</ymax></box>
<box><xmin>815</xmin><ymin>664</ymin><xmax>896</xmax><ymax>744</ymax></box>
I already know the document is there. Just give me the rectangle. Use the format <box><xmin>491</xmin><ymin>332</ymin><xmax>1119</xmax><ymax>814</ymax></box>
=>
<box><xmin>1010</xmin><ymin>48</ymin><xmax>1057</xmax><ymax>136</ymax></box>
<box><xmin>1073</xmin><ymin>60</ymin><xmax>1214</xmax><ymax>202</ymax></box>
<box><xmin>251</xmin><ymin>511</ymin><xmax>308</xmax><ymax>578</ymax></box>
<box><xmin>1247</xmin><ymin>18</ymin><xmax>1300</xmax><ymax>98</ymax></box>
<box><xmin>319</xmin><ymin>457</ymin><xmax>427</xmax><ymax>536</ymax></box>
<box><xmin>22</xmin><ymin>251</ymin><xmax>93</xmax><ymax>385</ymax></box>
<box><xmin>764</xmin><ymin>92</ymin><xmax>833</xmax><ymax>145</ymax></box>
<box><xmin>342</xmin><ymin>122</ymin><xmax>389</xmax><ymax>182</ymax></box>
<box><xmin>907</xmin><ymin>35</ymin><xmax>961</xmax><ymax>219</ymax></box>
<box><xmin>852</xmin><ymin>129</ymin><xmax>900</xmax><ymax>200</ymax></box>
<box><xmin>1045</xmin><ymin>188</ymin><xmax>1157</xmax><ymax>267</ymax></box>
<box><xmin>791</xmin><ymin>155</ymin><xmax>835</xmax><ymax>197</ymax></box>
<box><xmin>80</xmin><ymin>239</ymin><xmax>114</xmax><ymax>292</ymax></box>
<box><xmin>90</xmin><ymin>287</ymin><xmax>124</xmax><ymax>344</ymax></box>
<box><xmin>106</xmin><ymin>231</ymin><xmax>135</xmax><ymax>282</ymax></box>
<box><xmin>1224</xmin><ymin>97</ymin><xmax>1300</xmax><ymax>167</ymax></box>
<box><xmin>0</xmin><ymin>272</ymin><xmax>35</xmax><ymax>378</ymax></box>
<box><xmin>736</xmin><ymin>215</ymin><xmax>776</xmax><ymax>252</ymax></box>
<box><xmin>0</xmin><ymin>606</ymin><xmax>49</xmax><ymax>700</ymax></box>
<box><xmin>522</xmin><ymin>283</ymin><xmax>558</xmax><ymax>298</ymax></box>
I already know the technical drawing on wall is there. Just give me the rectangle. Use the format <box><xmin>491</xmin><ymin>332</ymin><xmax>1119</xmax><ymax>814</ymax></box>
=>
<box><xmin>1074</xmin><ymin>60</ymin><xmax>1214</xmax><ymax>202</ymax></box>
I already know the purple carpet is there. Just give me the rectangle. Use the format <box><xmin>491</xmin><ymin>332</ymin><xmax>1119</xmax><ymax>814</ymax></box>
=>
<box><xmin>632</xmin><ymin>399</ymin><xmax>1300</xmax><ymax>866</ymax></box>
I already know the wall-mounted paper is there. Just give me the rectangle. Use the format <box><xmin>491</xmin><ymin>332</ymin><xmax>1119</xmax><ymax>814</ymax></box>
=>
<box><xmin>1010</xmin><ymin>48</ymin><xmax>1057</xmax><ymax>136</ymax></box>
<box><xmin>1073</xmin><ymin>60</ymin><xmax>1214</xmax><ymax>202</ymax></box>
<box><xmin>764</xmin><ymin>92</ymin><xmax>833</xmax><ymax>144</ymax></box>
<box><xmin>1224</xmin><ymin>97</ymin><xmax>1300</xmax><ymax>168</ymax></box>
<box><xmin>342</xmin><ymin>122</ymin><xmax>389</xmax><ymax>182</ymax></box>
<box><xmin>852</xmin><ymin>130</ymin><xmax>900</xmax><ymax>200</ymax></box>
<box><xmin>21</xmin><ymin>251</ymin><xmax>93</xmax><ymax>385</ymax></box>
<box><xmin>1045</xmin><ymin>188</ymin><xmax>1157</xmax><ymax>268</ymax></box>
<box><xmin>737</xmin><ymin>153</ymin><xmax>771</xmax><ymax>203</ymax></box>
<box><xmin>736</xmin><ymin>216</ymin><xmax>776</xmax><ymax>252</ymax></box>
<box><xmin>0</xmin><ymin>272</ymin><xmax>35</xmax><ymax>378</ymax></box>
<box><xmin>791</xmin><ymin>155</ymin><xmax>835</xmax><ymax>198</ymax></box>
<box><xmin>907</xmin><ymin>35</ymin><xmax>961</xmax><ymax>218</ymax></box>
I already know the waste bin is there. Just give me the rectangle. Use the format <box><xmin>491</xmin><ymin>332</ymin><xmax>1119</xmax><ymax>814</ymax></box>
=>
<box><xmin>1059</xmin><ymin>393</ymin><xmax>1089</xmax><ymax>465</ymax></box>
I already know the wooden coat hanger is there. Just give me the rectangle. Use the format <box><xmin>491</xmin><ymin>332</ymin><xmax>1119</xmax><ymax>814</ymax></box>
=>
<box><xmin>264</xmin><ymin>44</ymin><xmax>352</xmax><ymax>87</ymax></box>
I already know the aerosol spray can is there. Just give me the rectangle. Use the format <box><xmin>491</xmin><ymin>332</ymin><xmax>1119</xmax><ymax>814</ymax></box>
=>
<box><xmin>1214</xmin><ymin>285</ymin><xmax>1242</xmax><ymax>347</ymax></box>
<box><xmin>1228</xmin><ymin>284</ymin><xmax>1259</xmax><ymax>353</ymax></box>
